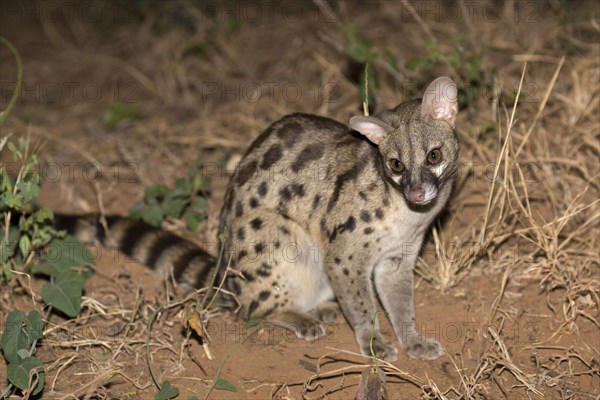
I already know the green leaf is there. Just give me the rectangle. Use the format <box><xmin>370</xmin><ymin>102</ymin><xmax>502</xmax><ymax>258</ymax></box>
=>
<box><xmin>163</xmin><ymin>198</ymin><xmax>186</xmax><ymax>218</ymax></box>
<box><xmin>243</xmin><ymin>319</ymin><xmax>261</xmax><ymax>329</ymax></box>
<box><xmin>1</xmin><ymin>238</ymin><xmax>15</xmax><ymax>263</ymax></box>
<box><xmin>214</xmin><ymin>377</ymin><xmax>237</xmax><ymax>392</ymax></box>
<box><xmin>155</xmin><ymin>380</ymin><xmax>179</xmax><ymax>400</ymax></box>
<box><xmin>1</xmin><ymin>191</ymin><xmax>23</xmax><ymax>209</ymax></box>
<box><xmin>19</xmin><ymin>234</ymin><xmax>31</xmax><ymax>257</ymax></box>
<box><xmin>34</xmin><ymin>208</ymin><xmax>54</xmax><ymax>223</ymax></box>
<box><xmin>43</xmin><ymin>235</ymin><xmax>94</xmax><ymax>271</ymax></box>
<box><xmin>141</xmin><ymin>204</ymin><xmax>164</xmax><ymax>227</ymax></box>
<box><xmin>1</xmin><ymin>262</ymin><xmax>14</xmax><ymax>280</ymax></box>
<box><xmin>7</xmin><ymin>356</ymin><xmax>45</xmax><ymax>395</ymax></box>
<box><xmin>103</xmin><ymin>102</ymin><xmax>140</xmax><ymax>129</ymax></box>
<box><xmin>30</xmin><ymin>262</ymin><xmax>61</xmax><ymax>277</ymax></box>
<box><xmin>405</xmin><ymin>56</ymin><xmax>426</xmax><ymax>71</ymax></box>
<box><xmin>15</xmin><ymin>180</ymin><xmax>41</xmax><ymax>206</ymax></box>
<box><xmin>1</xmin><ymin>311</ymin><xmax>42</xmax><ymax>364</ymax></box>
<box><xmin>41</xmin><ymin>271</ymin><xmax>84</xmax><ymax>317</ymax></box>
<box><xmin>184</xmin><ymin>210</ymin><xmax>203</xmax><ymax>232</ymax></box>
<box><xmin>344</xmin><ymin>25</ymin><xmax>375</xmax><ymax>63</ymax></box>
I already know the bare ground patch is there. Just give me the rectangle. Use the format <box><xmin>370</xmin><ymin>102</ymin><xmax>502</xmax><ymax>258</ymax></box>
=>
<box><xmin>1</xmin><ymin>1</ymin><xmax>599</xmax><ymax>398</ymax></box>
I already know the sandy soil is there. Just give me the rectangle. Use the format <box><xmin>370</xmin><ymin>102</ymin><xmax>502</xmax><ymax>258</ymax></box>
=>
<box><xmin>1</xmin><ymin>1</ymin><xmax>598</xmax><ymax>399</ymax></box>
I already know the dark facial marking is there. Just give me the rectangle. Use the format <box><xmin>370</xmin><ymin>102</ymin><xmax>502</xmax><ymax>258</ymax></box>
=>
<box><xmin>364</xmin><ymin>227</ymin><xmax>374</xmax><ymax>234</ymax></box>
<box><xmin>249</xmin><ymin>197</ymin><xmax>259</xmax><ymax>208</ymax></box>
<box><xmin>375</xmin><ymin>208</ymin><xmax>384</xmax><ymax>219</ymax></box>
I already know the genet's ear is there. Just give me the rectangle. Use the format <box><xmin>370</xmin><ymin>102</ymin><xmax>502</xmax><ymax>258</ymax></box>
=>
<box><xmin>421</xmin><ymin>77</ymin><xmax>458</xmax><ymax>127</ymax></box>
<box><xmin>349</xmin><ymin>116</ymin><xmax>394</xmax><ymax>145</ymax></box>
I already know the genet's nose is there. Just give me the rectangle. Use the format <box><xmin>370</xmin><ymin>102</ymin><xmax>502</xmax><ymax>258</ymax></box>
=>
<box><xmin>409</xmin><ymin>187</ymin><xmax>425</xmax><ymax>203</ymax></box>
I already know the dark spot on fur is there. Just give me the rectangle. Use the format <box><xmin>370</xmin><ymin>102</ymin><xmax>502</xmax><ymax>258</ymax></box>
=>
<box><xmin>279</xmin><ymin>186</ymin><xmax>292</xmax><ymax>201</ymax></box>
<box><xmin>248</xmin><ymin>300</ymin><xmax>259</xmax><ymax>316</ymax></box>
<box><xmin>258</xmin><ymin>263</ymin><xmax>272</xmax><ymax>277</ymax></box>
<box><xmin>254</xmin><ymin>242</ymin><xmax>265</xmax><ymax>254</ymax></box>
<box><xmin>364</xmin><ymin>227</ymin><xmax>374</xmax><ymax>234</ymax></box>
<box><xmin>260</xmin><ymin>144</ymin><xmax>283</xmax><ymax>170</ymax></box>
<box><xmin>328</xmin><ymin>216</ymin><xmax>356</xmax><ymax>242</ymax></box>
<box><xmin>359</xmin><ymin>191</ymin><xmax>367</xmax><ymax>201</ymax></box>
<box><xmin>327</xmin><ymin>163</ymin><xmax>363</xmax><ymax>211</ymax></box>
<box><xmin>274</xmin><ymin>241</ymin><xmax>281</xmax><ymax>248</ymax></box>
<box><xmin>360</xmin><ymin>210</ymin><xmax>371</xmax><ymax>222</ymax></box>
<box><xmin>244</xmin><ymin>271</ymin><xmax>256</xmax><ymax>282</ymax></box>
<box><xmin>339</xmin><ymin>216</ymin><xmax>356</xmax><ymax>233</ymax></box>
<box><xmin>375</xmin><ymin>208</ymin><xmax>384</xmax><ymax>219</ymax></box>
<box><xmin>291</xmin><ymin>184</ymin><xmax>305</xmax><ymax>197</ymax></box>
<box><xmin>238</xmin><ymin>249</ymin><xmax>248</xmax><ymax>261</ymax></box>
<box><xmin>237</xmin><ymin>227</ymin><xmax>246</xmax><ymax>240</ymax></box>
<box><xmin>334</xmin><ymin>257</ymin><xmax>341</xmax><ymax>264</ymax></box>
<box><xmin>258</xmin><ymin>181</ymin><xmax>268</xmax><ymax>197</ymax></box>
<box><xmin>235</xmin><ymin>201</ymin><xmax>244</xmax><ymax>217</ymax></box>
<box><xmin>292</xmin><ymin>144</ymin><xmax>325</xmax><ymax>173</ymax></box>
<box><xmin>363</xmin><ymin>242</ymin><xmax>370</xmax><ymax>248</ymax></box>
<box><xmin>383</xmin><ymin>198</ymin><xmax>390</xmax><ymax>207</ymax></box>
<box><xmin>237</xmin><ymin>160</ymin><xmax>258</xmax><ymax>186</ymax></box>
<box><xmin>313</xmin><ymin>194</ymin><xmax>321</xmax><ymax>209</ymax></box>
<box><xmin>342</xmin><ymin>268</ymin><xmax>349</xmax><ymax>275</ymax></box>
<box><xmin>259</xmin><ymin>290</ymin><xmax>271</xmax><ymax>301</ymax></box>
<box><xmin>251</xmin><ymin>218</ymin><xmax>263</xmax><ymax>230</ymax></box>
<box><xmin>276</xmin><ymin>121</ymin><xmax>304</xmax><ymax>147</ymax></box>
<box><xmin>249</xmin><ymin>197</ymin><xmax>259</xmax><ymax>208</ymax></box>
<box><xmin>228</xmin><ymin>277</ymin><xmax>242</xmax><ymax>295</ymax></box>
<box><xmin>279</xmin><ymin>225</ymin><xmax>290</xmax><ymax>235</ymax></box>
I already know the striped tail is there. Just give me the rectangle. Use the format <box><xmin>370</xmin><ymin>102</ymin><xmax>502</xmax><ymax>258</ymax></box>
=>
<box><xmin>54</xmin><ymin>214</ymin><xmax>216</xmax><ymax>288</ymax></box>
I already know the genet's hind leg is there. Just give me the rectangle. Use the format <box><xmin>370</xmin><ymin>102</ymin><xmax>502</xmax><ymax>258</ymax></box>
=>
<box><xmin>315</xmin><ymin>300</ymin><xmax>340</xmax><ymax>323</ymax></box>
<box><xmin>266</xmin><ymin>310</ymin><xmax>326</xmax><ymax>341</ymax></box>
<box><xmin>226</xmin><ymin>212</ymin><xmax>335</xmax><ymax>341</ymax></box>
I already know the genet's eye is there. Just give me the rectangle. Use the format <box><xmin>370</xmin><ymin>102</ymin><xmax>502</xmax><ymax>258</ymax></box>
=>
<box><xmin>427</xmin><ymin>149</ymin><xmax>442</xmax><ymax>165</ymax></box>
<box><xmin>389</xmin><ymin>158</ymin><xmax>405</xmax><ymax>173</ymax></box>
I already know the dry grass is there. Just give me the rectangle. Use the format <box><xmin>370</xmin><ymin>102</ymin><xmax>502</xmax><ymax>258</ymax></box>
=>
<box><xmin>1</xmin><ymin>0</ymin><xmax>599</xmax><ymax>398</ymax></box>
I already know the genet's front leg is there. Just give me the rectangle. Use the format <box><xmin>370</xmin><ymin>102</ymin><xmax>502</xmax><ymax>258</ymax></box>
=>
<box><xmin>325</xmin><ymin>251</ymin><xmax>398</xmax><ymax>361</ymax></box>
<box><xmin>374</xmin><ymin>254</ymin><xmax>444</xmax><ymax>360</ymax></box>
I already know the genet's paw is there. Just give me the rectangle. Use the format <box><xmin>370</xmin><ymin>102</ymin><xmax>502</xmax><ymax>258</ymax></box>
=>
<box><xmin>403</xmin><ymin>334</ymin><xmax>444</xmax><ymax>360</ymax></box>
<box><xmin>359</xmin><ymin>335</ymin><xmax>398</xmax><ymax>362</ymax></box>
<box><xmin>295</xmin><ymin>320</ymin><xmax>326</xmax><ymax>341</ymax></box>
